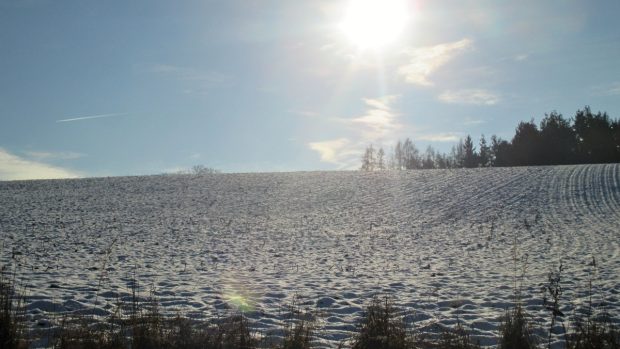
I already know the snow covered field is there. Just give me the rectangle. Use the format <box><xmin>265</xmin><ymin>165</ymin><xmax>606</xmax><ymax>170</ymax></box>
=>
<box><xmin>1</xmin><ymin>164</ymin><xmax>619</xmax><ymax>347</ymax></box>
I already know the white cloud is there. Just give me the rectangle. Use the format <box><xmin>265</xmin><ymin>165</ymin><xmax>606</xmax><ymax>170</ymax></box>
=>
<box><xmin>308</xmin><ymin>95</ymin><xmax>403</xmax><ymax>169</ymax></box>
<box><xmin>0</xmin><ymin>148</ymin><xmax>81</xmax><ymax>180</ymax></box>
<box><xmin>438</xmin><ymin>89</ymin><xmax>500</xmax><ymax>105</ymax></box>
<box><xmin>417</xmin><ymin>132</ymin><xmax>461</xmax><ymax>142</ymax></box>
<box><xmin>398</xmin><ymin>38</ymin><xmax>473</xmax><ymax>86</ymax></box>
<box><xmin>24</xmin><ymin>151</ymin><xmax>85</xmax><ymax>160</ymax></box>
<box><xmin>345</xmin><ymin>95</ymin><xmax>402</xmax><ymax>142</ymax></box>
<box><xmin>308</xmin><ymin>138</ymin><xmax>352</xmax><ymax>164</ymax></box>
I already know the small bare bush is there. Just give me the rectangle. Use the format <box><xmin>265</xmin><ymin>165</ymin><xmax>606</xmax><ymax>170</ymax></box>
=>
<box><xmin>568</xmin><ymin>313</ymin><xmax>619</xmax><ymax>349</ymax></box>
<box><xmin>279</xmin><ymin>305</ymin><xmax>315</xmax><ymax>349</ymax></box>
<box><xmin>0</xmin><ymin>271</ymin><xmax>27</xmax><ymax>349</ymax></box>
<box><xmin>439</xmin><ymin>322</ymin><xmax>481</xmax><ymax>349</ymax></box>
<box><xmin>498</xmin><ymin>305</ymin><xmax>537</xmax><ymax>349</ymax></box>
<box><xmin>351</xmin><ymin>296</ymin><xmax>412</xmax><ymax>349</ymax></box>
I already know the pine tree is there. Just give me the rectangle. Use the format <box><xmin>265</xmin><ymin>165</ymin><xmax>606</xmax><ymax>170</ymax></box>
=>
<box><xmin>479</xmin><ymin>134</ymin><xmax>491</xmax><ymax>167</ymax></box>
<box><xmin>463</xmin><ymin>135</ymin><xmax>477</xmax><ymax>168</ymax></box>
<box><xmin>491</xmin><ymin>135</ymin><xmax>512</xmax><ymax>167</ymax></box>
<box><xmin>512</xmin><ymin>120</ymin><xmax>541</xmax><ymax>166</ymax></box>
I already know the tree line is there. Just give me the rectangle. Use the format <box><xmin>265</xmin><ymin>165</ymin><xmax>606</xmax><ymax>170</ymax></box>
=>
<box><xmin>361</xmin><ymin>106</ymin><xmax>620</xmax><ymax>170</ymax></box>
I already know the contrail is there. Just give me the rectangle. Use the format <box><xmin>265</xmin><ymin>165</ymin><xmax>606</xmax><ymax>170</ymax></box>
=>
<box><xmin>56</xmin><ymin>112</ymin><xmax>127</xmax><ymax>123</ymax></box>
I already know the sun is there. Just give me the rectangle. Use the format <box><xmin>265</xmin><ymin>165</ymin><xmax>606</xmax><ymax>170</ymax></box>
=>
<box><xmin>340</xmin><ymin>0</ymin><xmax>410</xmax><ymax>50</ymax></box>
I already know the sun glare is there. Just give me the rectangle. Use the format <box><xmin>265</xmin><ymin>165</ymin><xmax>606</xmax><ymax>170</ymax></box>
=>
<box><xmin>340</xmin><ymin>0</ymin><xmax>410</xmax><ymax>50</ymax></box>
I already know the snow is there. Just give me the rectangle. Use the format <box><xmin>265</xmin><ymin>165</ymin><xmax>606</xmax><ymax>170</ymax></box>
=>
<box><xmin>1</xmin><ymin>164</ymin><xmax>619</xmax><ymax>347</ymax></box>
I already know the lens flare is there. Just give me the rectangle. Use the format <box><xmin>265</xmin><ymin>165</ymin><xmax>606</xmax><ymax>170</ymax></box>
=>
<box><xmin>221</xmin><ymin>275</ymin><xmax>260</xmax><ymax>313</ymax></box>
<box><xmin>224</xmin><ymin>293</ymin><xmax>254</xmax><ymax>312</ymax></box>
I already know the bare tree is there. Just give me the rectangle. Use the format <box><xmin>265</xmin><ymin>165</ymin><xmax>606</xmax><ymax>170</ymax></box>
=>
<box><xmin>422</xmin><ymin>145</ymin><xmax>436</xmax><ymax>169</ymax></box>
<box><xmin>190</xmin><ymin>165</ymin><xmax>220</xmax><ymax>175</ymax></box>
<box><xmin>394</xmin><ymin>140</ymin><xmax>403</xmax><ymax>170</ymax></box>
<box><xmin>361</xmin><ymin>144</ymin><xmax>376</xmax><ymax>171</ymax></box>
<box><xmin>387</xmin><ymin>146</ymin><xmax>396</xmax><ymax>170</ymax></box>
<box><xmin>377</xmin><ymin>147</ymin><xmax>386</xmax><ymax>170</ymax></box>
<box><xmin>402</xmin><ymin>138</ymin><xmax>420</xmax><ymax>169</ymax></box>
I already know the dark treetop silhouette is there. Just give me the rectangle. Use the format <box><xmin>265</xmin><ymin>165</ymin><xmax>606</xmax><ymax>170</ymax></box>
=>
<box><xmin>361</xmin><ymin>106</ymin><xmax>620</xmax><ymax>170</ymax></box>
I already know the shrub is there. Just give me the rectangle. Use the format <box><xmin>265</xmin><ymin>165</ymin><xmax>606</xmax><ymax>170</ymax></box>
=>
<box><xmin>567</xmin><ymin>313</ymin><xmax>619</xmax><ymax>349</ymax></box>
<box><xmin>280</xmin><ymin>318</ymin><xmax>313</xmax><ymax>349</ymax></box>
<box><xmin>439</xmin><ymin>322</ymin><xmax>481</xmax><ymax>349</ymax></box>
<box><xmin>351</xmin><ymin>296</ymin><xmax>412</xmax><ymax>349</ymax></box>
<box><xmin>0</xmin><ymin>272</ymin><xmax>26</xmax><ymax>349</ymax></box>
<box><xmin>498</xmin><ymin>305</ymin><xmax>537</xmax><ymax>349</ymax></box>
<box><xmin>206</xmin><ymin>315</ymin><xmax>257</xmax><ymax>349</ymax></box>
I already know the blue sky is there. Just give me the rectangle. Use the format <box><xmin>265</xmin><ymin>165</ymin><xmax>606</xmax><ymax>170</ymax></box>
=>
<box><xmin>1</xmin><ymin>0</ymin><xmax>619</xmax><ymax>179</ymax></box>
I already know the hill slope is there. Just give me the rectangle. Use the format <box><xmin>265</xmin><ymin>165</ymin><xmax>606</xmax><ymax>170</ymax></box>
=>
<box><xmin>1</xmin><ymin>164</ymin><xmax>619</xmax><ymax>347</ymax></box>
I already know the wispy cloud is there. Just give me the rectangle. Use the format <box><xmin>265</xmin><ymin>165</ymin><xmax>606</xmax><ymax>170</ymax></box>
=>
<box><xmin>514</xmin><ymin>54</ymin><xmax>529</xmax><ymax>61</ymax></box>
<box><xmin>149</xmin><ymin>64</ymin><xmax>231</xmax><ymax>90</ymax></box>
<box><xmin>56</xmin><ymin>113</ymin><xmax>127</xmax><ymax>123</ymax></box>
<box><xmin>589</xmin><ymin>82</ymin><xmax>620</xmax><ymax>96</ymax></box>
<box><xmin>308</xmin><ymin>95</ymin><xmax>403</xmax><ymax>169</ymax></box>
<box><xmin>344</xmin><ymin>95</ymin><xmax>402</xmax><ymax>143</ymax></box>
<box><xmin>288</xmin><ymin>109</ymin><xmax>320</xmax><ymax>118</ymax></box>
<box><xmin>399</xmin><ymin>38</ymin><xmax>473</xmax><ymax>86</ymax></box>
<box><xmin>417</xmin><ymin>132</ymin><xmax>461</xmax><ymax>142</ymax></box>
<box><xmin>0</xmin><ymin>148</ymin><xmax>81</xmax><ymax>180</ymax></box>
<box><xmin>438</xmin><ymin>89</ymin><xmax>500</xmax><ymax>105</ymax></box>
<box><xmin>24</xmin><ymin>150</ymin><xmax>85</xmax><ymax>160</ymax></box>
<box><xmin>147</xmin><ymin>64</ymin><xmax>233</xmax><ymax>96</ymax></box>
<box><xmin>604</xmin><ymin>84</ymin><xmax>620</xmax><ymax>96</ymax></box>
<box><xmin>463</xmin><ymin>117</ymin><xmax>486</xmax><ymax>125</ymax></box>
<box><xmin>308</xmin><ymin>138</ymin><xmax>352</xmax><ymax>164</ymax></box>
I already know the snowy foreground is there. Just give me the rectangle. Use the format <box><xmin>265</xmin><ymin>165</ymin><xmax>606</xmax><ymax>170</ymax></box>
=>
<box><xmin>1</xmin><ymin>164</ymin><xmax>619</xmax><ymax>347</ymax></box>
